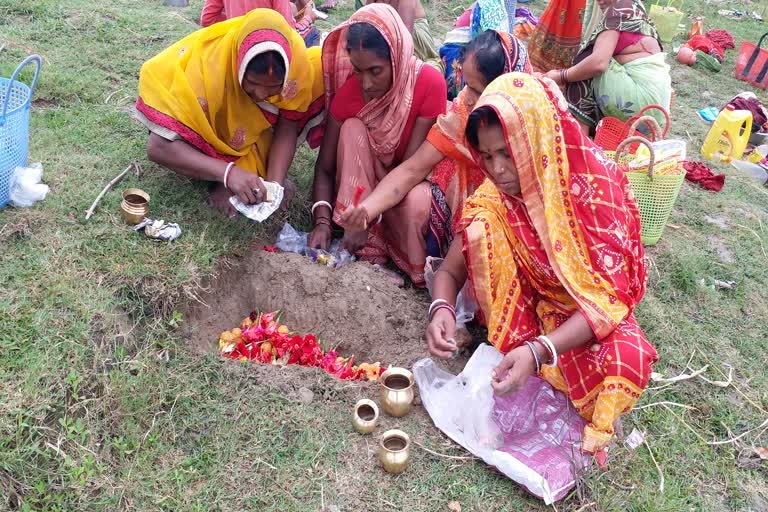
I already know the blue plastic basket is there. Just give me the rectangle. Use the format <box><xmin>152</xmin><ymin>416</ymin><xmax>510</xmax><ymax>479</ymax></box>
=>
<box><xmin>0</xmin><ymin>55</ymin><xmax>42</xmax><ymax>208</ymax></box>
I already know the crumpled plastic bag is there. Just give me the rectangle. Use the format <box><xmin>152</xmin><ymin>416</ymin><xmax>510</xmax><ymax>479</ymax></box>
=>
<box><xmin>275</xmin><ymin>222</ymin><xmax>355</xmax><ymax>268</ymax></box>
<box><xmin>413</xmin><ymin>344</ymin><xmax>590</xmax><ymax>504</ymax></box>
<box><xmin>229</xmin><ymin>181</ymin><xmax>284</xmax><ymax>222</ymax></box>
<box><xmin>10</xmin><ymin>163</ymin><xmax>49</xmax><ymax>208</ymax></box>
<box><xmin>134</xmin><ymin>218</ymin><xmax>182</xmax><ymax>241</ymax></box>
<box><xmin>424</xmin><ymin>256</ymin><xmax>478</xmax><ymax>329</ymax></box>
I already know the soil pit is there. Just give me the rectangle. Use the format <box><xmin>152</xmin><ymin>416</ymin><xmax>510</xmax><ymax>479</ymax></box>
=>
<box><xmin>182</xmin><ymin>249</ymin><xmax>460</xmax><ymax>369</ymax></box>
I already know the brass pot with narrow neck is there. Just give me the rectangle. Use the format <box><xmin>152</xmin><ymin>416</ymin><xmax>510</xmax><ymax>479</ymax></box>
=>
<box><xmin>120</xmin><ymin>188</ymin><xmax>150</xmax><ymax>224</ymax></box>
<box><xmin>379</xmin><ymin>367</ymin><xmax>414</xmax><ymax>417</ymax></box>
<box><xmin>378</xmin><ymin>429</ymin><xmax>411</xmax><ymax>474</ymax></box>
<box><xmin>352</xmin><ymin>399</ymin><xmax>379</xmax><ymax>435</ymax></box>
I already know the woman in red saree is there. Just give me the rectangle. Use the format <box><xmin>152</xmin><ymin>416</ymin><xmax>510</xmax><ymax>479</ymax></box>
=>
<box><xmin>340</xmin><ymin>30</ymin><xmax>531</xmax><ymax>260</ymax></box>
<box><xmin>309</xmin><ymin>4</ymin><xmax>446</xmax><ymax>287</ymax></box>
<box><xmin>527</xmin><ymin>0</ymin><xmax>586</xmax><ymax>71</ymax></box>
<box><xmin>426</xmin><ymin>72</ymin><xmax>657</xmax><ymax>454</ymax></box>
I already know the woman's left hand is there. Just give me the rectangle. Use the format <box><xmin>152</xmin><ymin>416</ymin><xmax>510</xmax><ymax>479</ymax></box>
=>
<box><xmin>491</xmin><ymin>346</ymin><xmax>536</xmax><ymax>396</ymax></box>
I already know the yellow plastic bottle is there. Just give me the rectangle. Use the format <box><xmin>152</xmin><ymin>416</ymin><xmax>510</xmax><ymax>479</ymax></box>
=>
<box><xmin>701</xmin><ymin>105</ymin><xmax>753</xmax><ymax>163</ymax></box>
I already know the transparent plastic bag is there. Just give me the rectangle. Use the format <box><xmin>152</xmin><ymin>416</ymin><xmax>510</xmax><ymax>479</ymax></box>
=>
<box><xmin>275</xmin><ymin>222</ymin><xmax>355</xmax><ymax>268</ymax></box>
<box><xmin>413</xmin><ymin>345</ymin><xmax>591</xmax><ymax>504</ymax></box>
<box><xmin>424</xmin><ymin>256</ymin><xmax>478</xmax><ymax>329</ymax></box>
<box><xmin>10</xmin><ymin>163</ymin><xmax>49</xmax><ymax>208</ymax></box>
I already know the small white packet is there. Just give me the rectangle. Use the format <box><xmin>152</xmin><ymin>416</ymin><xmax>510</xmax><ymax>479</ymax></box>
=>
<box><xmin>229</xmin><ymin>181</ymin><xmax>284</xmax><ymax>222</ymax></box>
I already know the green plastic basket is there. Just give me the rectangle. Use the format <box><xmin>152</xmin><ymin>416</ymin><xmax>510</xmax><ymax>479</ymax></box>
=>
<box><xmin>614</xmin><ymin>137</ymin><xmax>685</xmax><ymax>246</ymax></box>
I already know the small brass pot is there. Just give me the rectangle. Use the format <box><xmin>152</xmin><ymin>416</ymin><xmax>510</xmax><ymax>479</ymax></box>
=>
<box><xmin>120</xmin><ymin>188</ymin><xmax>150</xmax><ymax>225</ymax></box>
<box><xmin>352</xmin><ymin>399</ymin><xmax>379</xmax><ymax>435</ymax></box>
<box><xmin>378</xmin><ymin>429</ymin><xmax>411</xmax><ymax>474</ymax></box>
<box><xmin>379</xmin><ymin>367</ymin><xmax>414</xmax><ymax>417</ymax></box>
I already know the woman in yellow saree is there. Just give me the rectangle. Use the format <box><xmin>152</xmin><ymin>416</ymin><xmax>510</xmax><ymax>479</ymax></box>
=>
<box><xmin>135</xmin><ymin>9</ymin><xmax>324</xmax><ymax>216</ymax></box>
<box><xmin>426</xmin><ymin>73</ymin><xmax>657</xmax><ymax>456</ymax></box>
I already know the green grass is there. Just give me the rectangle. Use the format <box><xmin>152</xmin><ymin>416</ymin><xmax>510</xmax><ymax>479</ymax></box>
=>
<box><xmin>1</xmin><ymin>0</ymin><xmax>768</xmax><ymax>510</ymax></box>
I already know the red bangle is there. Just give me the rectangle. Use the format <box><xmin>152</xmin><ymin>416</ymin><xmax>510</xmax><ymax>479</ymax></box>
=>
<box><xmin>533</xmin><ymin>338</ymin><xmax>553</xmax><ymax>365</ymax></box>
<box><xmin>315</xmin><ymin>217</ymin><xmax>332</xmax><ymax>229</ymax></box>
<box><xmin>429</xmin><ymin>303</ymin><xmax>456</xmax><ymax>322</ymax></box>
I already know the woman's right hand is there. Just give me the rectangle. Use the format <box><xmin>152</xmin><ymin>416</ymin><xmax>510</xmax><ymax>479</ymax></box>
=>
<box><xmin>226</xmin><ymin>166</ymin><xmax>267</xmax><ymax>205</ymax></box>
<box><xmin>339</xmin><ymin>204</ymin><xmax>370</xmax><ymax>232</ymax></box>
<box><xmin>426</xmin><ymin>309</ymin><xmax>458</xmax><ymax>359</ymax></box>
<box><xmin>308</xmin><ymin>223</ymin><xmax>332</xmax><ymax>250</ymax></box>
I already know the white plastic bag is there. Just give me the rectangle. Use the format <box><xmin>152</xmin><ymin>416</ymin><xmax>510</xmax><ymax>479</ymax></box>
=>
<box><xmin>275</xmin><ymin>222</ymin><xmax>355</xmax><ymax>268</ymax></box>
<box><xmin>424</xmin><ymin>256</ymin><xmax>478</xmax><ymax>329</ymax></box>
<box><xmin>414</xmin><ymin>345</ymin><xmax>591</xmax><ymax>504</ymax></box>
<box><xmin>229</xmin><ymin>181</ymin><xmax>283</xmax><ymax>222</ymax></box>
<box><xmin>10</xmin><ymin>163</ymin><xmax>49</xmax><ymax>208</ymax></box>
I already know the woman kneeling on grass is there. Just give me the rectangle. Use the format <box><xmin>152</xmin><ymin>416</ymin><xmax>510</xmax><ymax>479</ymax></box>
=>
<box><xmin>135</xmin><ymin>10</ymin><xmax>324</xmax><ymax>217</ymax></box>
<box><xmin>426</xmin><ymin>73</ymin><xmax>657</xmax><ymax>455</ymax></box>
<box><xmin>544</xmin><ymin>0</ymin><xmax>671</xmax><ymax>134</ymax></box>
<box><xmin>308</xmin><ymin>4</ymin><xmax>447</xmax><ymax>287</ymax></box>
<box><xmin>340</xmin><ymin>30</ymin><xmax>531</xmax><ymax>261</ymax></box>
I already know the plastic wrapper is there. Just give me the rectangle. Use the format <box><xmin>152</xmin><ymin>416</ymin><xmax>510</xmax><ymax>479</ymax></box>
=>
<box><xmin>424</xmin><ymin>256</ymin><xmax>478</xmax><ymax>329</ymax></box>
<box><xmin>229</xmin><ymin>181</ymin><xmax>284</xmax><ymax>222</ymax></box>
<box><xmin>134</xmin><ymin>218</ymin><xmax>182</xmax><ymax>241</ymax></box>
<box><xmin>413</xmin><ymin>345</ymin><xmax>591</xmax><ymax>504</ymax></box>
<box><xmin>630</xmin><ymin>139</ymin><xmax>687</xmax><ymax>170</ymax></box>
<box><xmin>275</xmin><ymin>222</ymin><xmax>354</xmax><ymax>268</ymax></box>
<box><xmin>10</xmin><ymin>163</ymin><xmax>49</xmax><ymax>208</ymax></box>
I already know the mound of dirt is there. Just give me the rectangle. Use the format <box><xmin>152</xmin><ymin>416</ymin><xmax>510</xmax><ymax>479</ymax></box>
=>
<box><xmin>182</xmin><ymin>250</ymin><xmax>437</xmax><ymax>367</ymax></box>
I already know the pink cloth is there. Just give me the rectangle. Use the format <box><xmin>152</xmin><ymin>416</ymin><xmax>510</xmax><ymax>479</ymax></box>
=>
<box><xmin>200</xmin><ymin>0</ymin><xmax>310</xmax><ymax>32</ymax></box>
<box><xmin>614</xmin><ymin>31</ymin><xmax>644</xmax><ymax>55</ymax></box>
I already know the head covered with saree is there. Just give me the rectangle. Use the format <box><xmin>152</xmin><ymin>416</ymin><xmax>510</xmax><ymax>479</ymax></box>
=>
<box><xmin>425</xmin><ymin>30</ymin><xmax>531</xmax><ymax>256</ymax></box>
<box><xmin>321</xmin><ymin>3</ymin><xmax>421</xmax><ymax>165</ymax></box>
<box><xmin>135</xmin><ymin>9</ymin><xmax>324</xmax><ymax>176</ymax></box>
<box><xmin>461</xmin><ymin>73</ymin><xmax>646</xmax><ymax>351</ymax></box>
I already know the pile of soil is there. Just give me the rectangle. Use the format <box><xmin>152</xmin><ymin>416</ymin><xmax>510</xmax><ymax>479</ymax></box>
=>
<box><xmin>182</xmin><ymin>250</ymin><xmax>438</xmax><ymax>367</ymax></box>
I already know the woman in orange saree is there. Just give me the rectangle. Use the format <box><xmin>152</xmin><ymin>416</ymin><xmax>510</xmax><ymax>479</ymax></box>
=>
<box><xmin>527</xmin><ymin>0</ymin><xmax>586</xmax><ymax>71</ymax></box>
<box><xmin>425</xmin><ymin>72</ymin><xmax>657</xmax><ymax>455</ymax></box>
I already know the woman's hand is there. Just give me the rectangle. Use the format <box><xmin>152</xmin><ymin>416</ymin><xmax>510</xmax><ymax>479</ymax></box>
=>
<box><xmin>341</xmin><ymin>229</ymin><xmax>368</xmax><ymax>253</ymax></box>
<box><xmin>308</xmin><ymin>223</ymin><xmax>332</xmax><ymax>250</ymax></box>
<box><xmin>227</xmin><ymin>166</ymin><xmax>267</xmax><ymax>205</ymax></box>
<box><xmin>426</xmin><ymin>309</ymin><xmax>458</xmax><ymax>359</ymax></box>
<box><xmin>491</xmin><ymin>346</ymin><xmax>536</xmax><ymax>396</ymax></box>
<box><xmin>544</xmin><ymin>69</ymin><xmax>563</xmax><ymax>86</ymax></box>
<box><xmin>339</xmin><ymin>204</ymin><xmax>370</xmax><ymax>232</ymax></box>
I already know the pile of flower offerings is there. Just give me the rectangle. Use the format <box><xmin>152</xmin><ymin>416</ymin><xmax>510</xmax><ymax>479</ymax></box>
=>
<box><xmin>219</xmin><ymin>311</ymin><xmax>384</xmax><ymax>381</ymax></box>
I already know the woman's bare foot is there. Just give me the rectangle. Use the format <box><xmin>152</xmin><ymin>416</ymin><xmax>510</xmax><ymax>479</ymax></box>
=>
<box><xmin>207</xmin><ymin>182</ymin><xmax>238</xmax><ymax>218</ymax></box>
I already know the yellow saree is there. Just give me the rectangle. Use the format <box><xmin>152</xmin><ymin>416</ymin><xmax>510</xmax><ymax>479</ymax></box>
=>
<box><xmin>135</xmin><ymin>9</ymin><xmax>324</xmax><ymax>176</ymax></box>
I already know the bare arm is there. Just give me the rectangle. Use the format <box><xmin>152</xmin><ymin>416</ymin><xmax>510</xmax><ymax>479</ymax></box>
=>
<box><xmin>359</xmin><ymin>140</ymin><xmax>442</xmax><ymax>220</ymax></box>
<box><xmin>147</xmin><ymin>133</ymin><xmax>227</xmax><ymax>182</ymax></box>
<box><xmin>147</xmin><ymin>133</ymin><xmax>266</xmax><ymax>205</ymax></box>
<box><xmin>492</xmin><ymin>310</ymin><xmax>597</xmax><ymax>396</ymax></box>
<box><xmin>426</xmin><ymin>240</ymin><xmax>468</xmax><ymax>358</ymax></box>
<box><xmin>307</xmin><ymin>116</ymin><xmax>342</xmax><ymax>249</ymax></box>
<box><xmin>396</xmin><ymin>0</ymin><xmax>416</xmax><ymax>33</ymax></box>
<box><xmin>402</xmin><ymin>116</ymin><xmax>436</xmax><ymax>161</ymax></box>
<box><xmin>265</xmin><ymin>116</ymin><xmax>299</xmax><ymax>186</ymax></box>
<box><xmin>565</xmin><ymin>30</ymin><xmax>618</xmax><ymax>81</ymax></box>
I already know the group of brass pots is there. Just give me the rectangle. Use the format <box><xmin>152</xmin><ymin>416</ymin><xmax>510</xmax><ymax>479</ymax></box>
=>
<box><xmin>352</xmin><ymin>367</ymin><xmax>415</xmax><ymax>475</ymax></box>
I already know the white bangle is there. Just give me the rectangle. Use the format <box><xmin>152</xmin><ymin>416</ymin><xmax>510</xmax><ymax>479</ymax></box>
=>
<box><xmin>223</xmin><ymin>162</ymin><xmax>235</xmax><ymax>190</ymax></box>
<box><xmin>312</xmin><ymin>200</ymin><xmax>333</xmax><ymax>217</ymax></box>
<box><xmin>537</xmin><ymin>335</ymin><xmax>558</xmax><ymax>368</ymax></box>
<box><xmin>428</xmin><ymin>299</ymin><xmax>453</xmax><ymax>317</ymax></box>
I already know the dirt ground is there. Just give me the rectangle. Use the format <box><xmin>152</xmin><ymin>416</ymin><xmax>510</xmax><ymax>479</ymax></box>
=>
<box><xmin>182</xmin><ymin>249</ymin><xmax>470</xmax><ymax>372</ymax></box>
